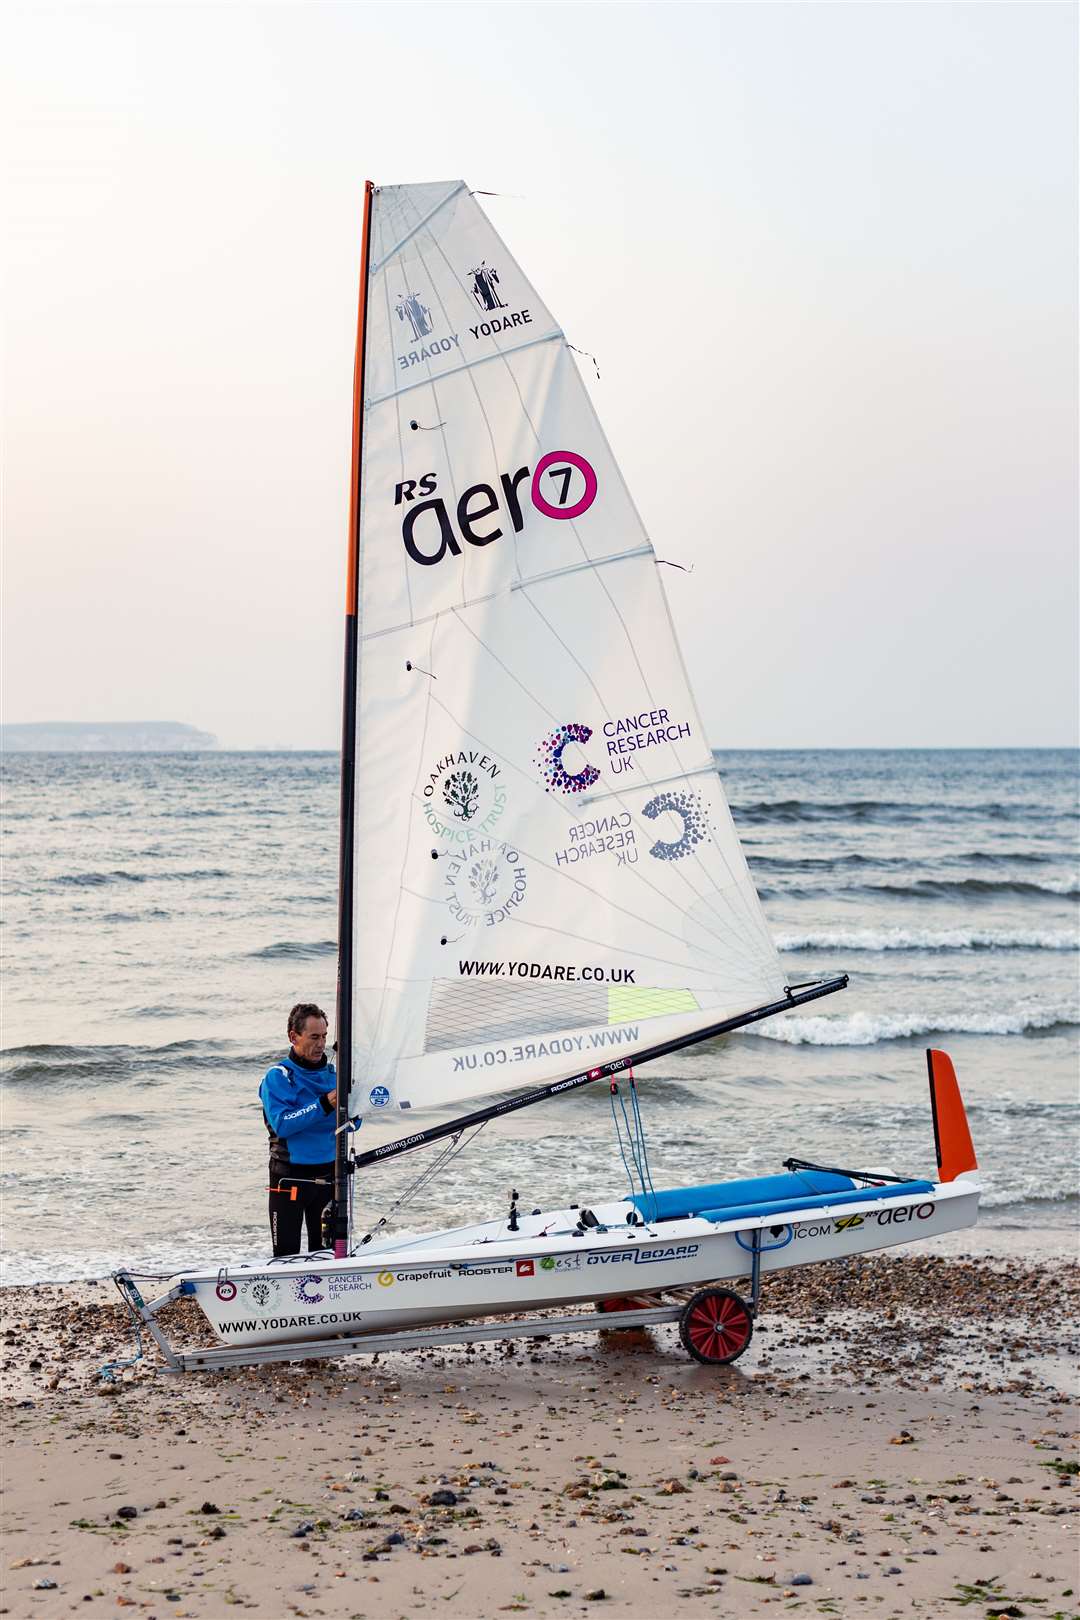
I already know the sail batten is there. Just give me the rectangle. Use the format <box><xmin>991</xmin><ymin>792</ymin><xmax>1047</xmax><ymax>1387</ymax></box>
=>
<box><xmin>346</xmin><ymin>182</ymin><xmax>786</xmax><ymax>1120</ymax></box>
<box><xmin>579</xmin><ymin>763</ymin><xmax>723</xmax><ymax>807</ymax></box>
<box><xmin>366</xmin><ymin>329</ymin><xmax>565</xmax><ymax>408</ymax></box>
<box><xmin>358</xmin><ymin>545</ymin><xmax>657</xmax><ymax>645</ymax></box>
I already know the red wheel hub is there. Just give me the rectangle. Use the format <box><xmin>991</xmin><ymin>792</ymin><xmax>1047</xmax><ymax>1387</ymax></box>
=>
<box><xmin>686</xmin><ymin>1292</ymin><xmax>751</xmax><ymax>1358</ymax></box>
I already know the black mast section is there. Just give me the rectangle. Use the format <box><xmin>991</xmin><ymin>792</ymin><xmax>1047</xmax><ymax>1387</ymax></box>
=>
<box><xmin>333</xmin><ymin>180</ymin><xmax>375</xmax><ymax>1258</ymax></box>
<box><xmin>351</xmin><ymin>974</ymin><xmax>849</xmax><ymax>1173</ymax></box>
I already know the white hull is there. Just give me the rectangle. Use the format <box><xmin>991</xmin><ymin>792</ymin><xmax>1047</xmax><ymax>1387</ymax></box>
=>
<box><xmin>183</xmin><ymin>1177</ymin><xmax>979</xmax><ymax>1349</ymax></box>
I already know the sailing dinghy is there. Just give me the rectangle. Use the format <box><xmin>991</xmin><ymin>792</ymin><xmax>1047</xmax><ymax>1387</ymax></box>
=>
<box><xmin>113</xmin><ymin>181</ymin><xmax>980</xmax><ymax>1374</ymax></box>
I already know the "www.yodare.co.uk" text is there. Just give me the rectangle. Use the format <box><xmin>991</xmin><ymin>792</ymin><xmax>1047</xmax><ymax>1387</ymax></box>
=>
<box><xmin>458</xmin><ymin>960</ymin><xmax>636</xmax><ymax>983</ymax></box>
<box><xmin>451</xmin><ymin>1024</ymin><xmax>641</xmax><ymax>1072</ymax></box>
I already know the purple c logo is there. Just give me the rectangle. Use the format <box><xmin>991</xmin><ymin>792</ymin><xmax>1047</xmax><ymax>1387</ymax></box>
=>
<box><xmin>536</xmin><ymin>723</ymin><xmax>600</xmax><ymax>795</ymax></box>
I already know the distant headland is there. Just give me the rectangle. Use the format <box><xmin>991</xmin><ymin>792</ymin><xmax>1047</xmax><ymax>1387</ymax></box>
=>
<box><xmin>1</xmin><ymin>722</ymin><xmax>218</xmax><ymax>753</ymax></box>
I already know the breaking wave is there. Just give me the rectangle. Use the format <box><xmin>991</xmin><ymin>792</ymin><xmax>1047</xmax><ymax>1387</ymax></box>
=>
<box><xmin>750</xmin><ymin>1007</ymin><xmax>1079</xmax><ymax>1046</ymax></box>
<box><xmin>0</xmin><ymin>1041</ymin><xmax>277</xmax><ymax>1086</ymax></box>
<box><xmin>776</xmin><ymin>926</ymin><xmax>1080</xmax><ymax>953</ymax></box>
<box><xmin>868</xmin><ymin>877</ymin><xmax>1079</xmax><ymax>900</ymax></box>
<box><xmin>52</xmin><ymin>868</ymin><xmax>229</xmax><ymax>887</ymax></box>
<box><xmin>751</xmin><ymin>849</ymin><xmax>1071</xmax><ymax>873</ymax></box>
<box><xmin>248</xmin><ymin>939</ymin><xmax>336</xmax><ymax>960</ymax></box>
<box><xmin>980</xmin><ymin>1187</ymin><xmax>1080</xmax><ymax>1212</ymax></box>
<box><xmin>732</xmin><ymin>798</ymin><xmax>1048</xmax><ymax>825</ymax></box>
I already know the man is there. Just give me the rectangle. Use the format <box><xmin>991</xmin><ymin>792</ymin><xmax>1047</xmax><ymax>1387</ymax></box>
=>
<box><xmin>260</xmin><ymin>1003</ymin><xmax>337</xmax><ymax>1256</ymax></box>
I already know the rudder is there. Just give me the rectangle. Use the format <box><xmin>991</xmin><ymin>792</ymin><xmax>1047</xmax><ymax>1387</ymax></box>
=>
<box><xmin>927</xmin><ymin>1048</ymin><xmax>977</xmax><ymax>1182</ymax></box>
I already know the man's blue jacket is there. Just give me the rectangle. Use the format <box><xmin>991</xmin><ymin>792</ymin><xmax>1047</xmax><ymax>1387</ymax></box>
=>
<box><xmin>259</xmin><ymin>1051</ymin><xmax>337</xmax><ymax>1164</ymax></box>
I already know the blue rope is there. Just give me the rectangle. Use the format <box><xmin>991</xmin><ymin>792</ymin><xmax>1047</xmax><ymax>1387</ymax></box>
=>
<box><xmin>610</xmin><ymin>1086</ymin><xmax>639</xmax><ymax>1202</ymax></box>
<box><xmin>629</xmin><ymin>1077</ymin><xmax>658</xmax><ymax>1216</ymax></box>
<box><xmin>99</xmin><ymin>1293</ymin><xmax>147</xmax><ymax>1383</ymax></box>
<box><xmin>609</xmin><ymin>1072</ymin><xmax>658</xmax><ymax>1221</ymax></box>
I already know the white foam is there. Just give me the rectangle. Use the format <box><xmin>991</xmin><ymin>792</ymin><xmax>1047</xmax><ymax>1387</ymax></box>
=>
<box><xmin>776</xmin><ymin>926</ymin><xmax>1080</xmax><ymax>953</ymax></box>
<box><xmin>751</xmin><ymin>1006</ymin><xmax>1079</xmax><ymax>1046</ymax></box>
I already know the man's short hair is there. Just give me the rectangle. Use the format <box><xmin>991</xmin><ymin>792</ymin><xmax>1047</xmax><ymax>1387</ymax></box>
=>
<box><xmin>288</xmin><ymin>1002</ymin><xmax>327</xmax><ymax>1037</ymax></box>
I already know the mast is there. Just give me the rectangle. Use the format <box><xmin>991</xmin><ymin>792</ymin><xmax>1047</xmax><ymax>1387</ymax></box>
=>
<box><xmin>333</xmin><ymin>179</ymin><xmax>375</xmax><ymax>1258</ymax></box>
<box><xmin>351</xmin><ymin>974</ymin><xmax>849</xmax><ymax>1173</ymax></box>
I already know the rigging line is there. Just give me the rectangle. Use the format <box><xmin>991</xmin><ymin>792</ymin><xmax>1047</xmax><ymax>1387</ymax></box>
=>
<box><xmin>369</xmin><ymin>180</ymin><xmax>467</xmax><ymax>274</ymax></box>
<box><xmin>355</xmin><ymin>1121</ymin><xmax>487</xmax><ymax>1246</ymax></box>
<box><xmin>419</xmin><ymin>685</ymin><xmax>739</xmax><ymax>962</ymax></box>
<box><xmin>610</xmin><ymin>1087</ymin><xmax>639</xmax><ymax>1203</ymax></box>
<box><xmin>615</xmin><ymin>1089</ymin><xmax>645</xmax><ymax>1203</ymax></box>
<box><xmin>365</xmin><ymin>330</ymin><xmax>565</xmax><ymax>409</ymax></box>
<box><xmin>567</xmin><ymin>343</ymin><xmax>600</xmax><ymax>379</ymax></box>
<box><xmin>630</xmin><ymin>1078</ymin><xmax>657</xmax><ymax>1207</ymax></box>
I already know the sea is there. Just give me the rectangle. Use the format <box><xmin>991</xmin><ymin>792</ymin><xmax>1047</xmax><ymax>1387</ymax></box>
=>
<box><xmin>1</xmin><ymin>749</ymin><xmax>1077</xmax><ymax>1285</ymax></box>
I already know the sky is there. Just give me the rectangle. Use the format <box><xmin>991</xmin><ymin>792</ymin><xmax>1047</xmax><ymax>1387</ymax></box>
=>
<box><xmin>3</xmin><ymin>1</ymin><xmax>1077</xmax><ymax>750</ymax></box>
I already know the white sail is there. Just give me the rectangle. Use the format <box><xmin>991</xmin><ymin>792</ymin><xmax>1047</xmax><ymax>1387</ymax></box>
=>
<box><xmin>348</xmin><ymin>180</ymin><xmax>785</xmax><ymax>1117</ymax></box>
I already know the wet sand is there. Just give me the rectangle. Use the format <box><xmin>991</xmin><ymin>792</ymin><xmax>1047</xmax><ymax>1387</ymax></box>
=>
<box><xmin>3</xmin><ymin>1254</ymin><xmax>1078</xmax><ymax>1618</ymax></box>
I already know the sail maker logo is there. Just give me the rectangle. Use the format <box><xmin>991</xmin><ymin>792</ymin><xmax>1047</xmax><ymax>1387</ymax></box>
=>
<box><xmin>392</xmin><ymin>453</ymin><xmax>598</xmax><ymax>567</ymax></box>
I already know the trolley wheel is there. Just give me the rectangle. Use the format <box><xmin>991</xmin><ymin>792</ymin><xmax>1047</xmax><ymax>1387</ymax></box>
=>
<box><xmin>678</xmin><ymin>1287</ymin><xmax>754</xmax><ymax>1365</ymax></box>
<box><xmin>596</xmin><ymin>1295</ymin><xmax>649</xmax><ymax>1314</ymax></box>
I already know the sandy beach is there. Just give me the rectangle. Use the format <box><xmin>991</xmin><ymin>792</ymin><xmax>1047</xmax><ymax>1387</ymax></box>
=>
<box><xmin>3</xmin><ymin>1252</ymin><xmax>1078</xmax><ymax>1619</ymax></box>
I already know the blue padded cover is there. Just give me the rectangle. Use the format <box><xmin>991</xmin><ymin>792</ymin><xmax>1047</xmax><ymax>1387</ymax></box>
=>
<box><xmin>698</xmin><ymin>1179</ymin><xmax>936</xmax><ymax>1225</ymax></box>
<box><xmin>631</xmin><ymin>1170</ymin><xmax>855</xmax><ymax>1222</ymax></box>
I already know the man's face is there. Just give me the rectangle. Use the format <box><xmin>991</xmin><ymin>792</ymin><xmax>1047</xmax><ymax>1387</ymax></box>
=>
<box><xmin>292</xmin><ymin>1016</ymin><xmax>328</xmax><ymax>1063</ymax></box>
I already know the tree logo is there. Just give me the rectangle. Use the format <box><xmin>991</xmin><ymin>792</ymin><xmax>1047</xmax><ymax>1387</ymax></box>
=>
<box><xmin>443</xmin><ymin>769</ymin><xmax>480</xmax><ymax>821</ymax></box>
<box><xmin>422</xmin><ymin>748</ymin><xmax>507</xmax><ymax>845</ymax></box>
<box><xmin>444</xmin><ymin>839</ymin><xmax>528</xmax><ymax>929</ymax></box>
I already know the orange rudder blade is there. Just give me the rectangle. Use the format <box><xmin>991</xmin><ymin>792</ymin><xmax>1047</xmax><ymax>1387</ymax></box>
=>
<box><xmin>927</xmin><ymin>1048</ymin><xmax>977</xmax><ymax>1182</ymax></box>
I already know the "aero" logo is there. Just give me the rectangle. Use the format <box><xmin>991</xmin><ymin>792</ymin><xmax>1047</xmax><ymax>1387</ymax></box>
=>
<box><xmin>393</xmin><ymin>452</ymin><xmax>598</xmax><ymax>567</ymax></box>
